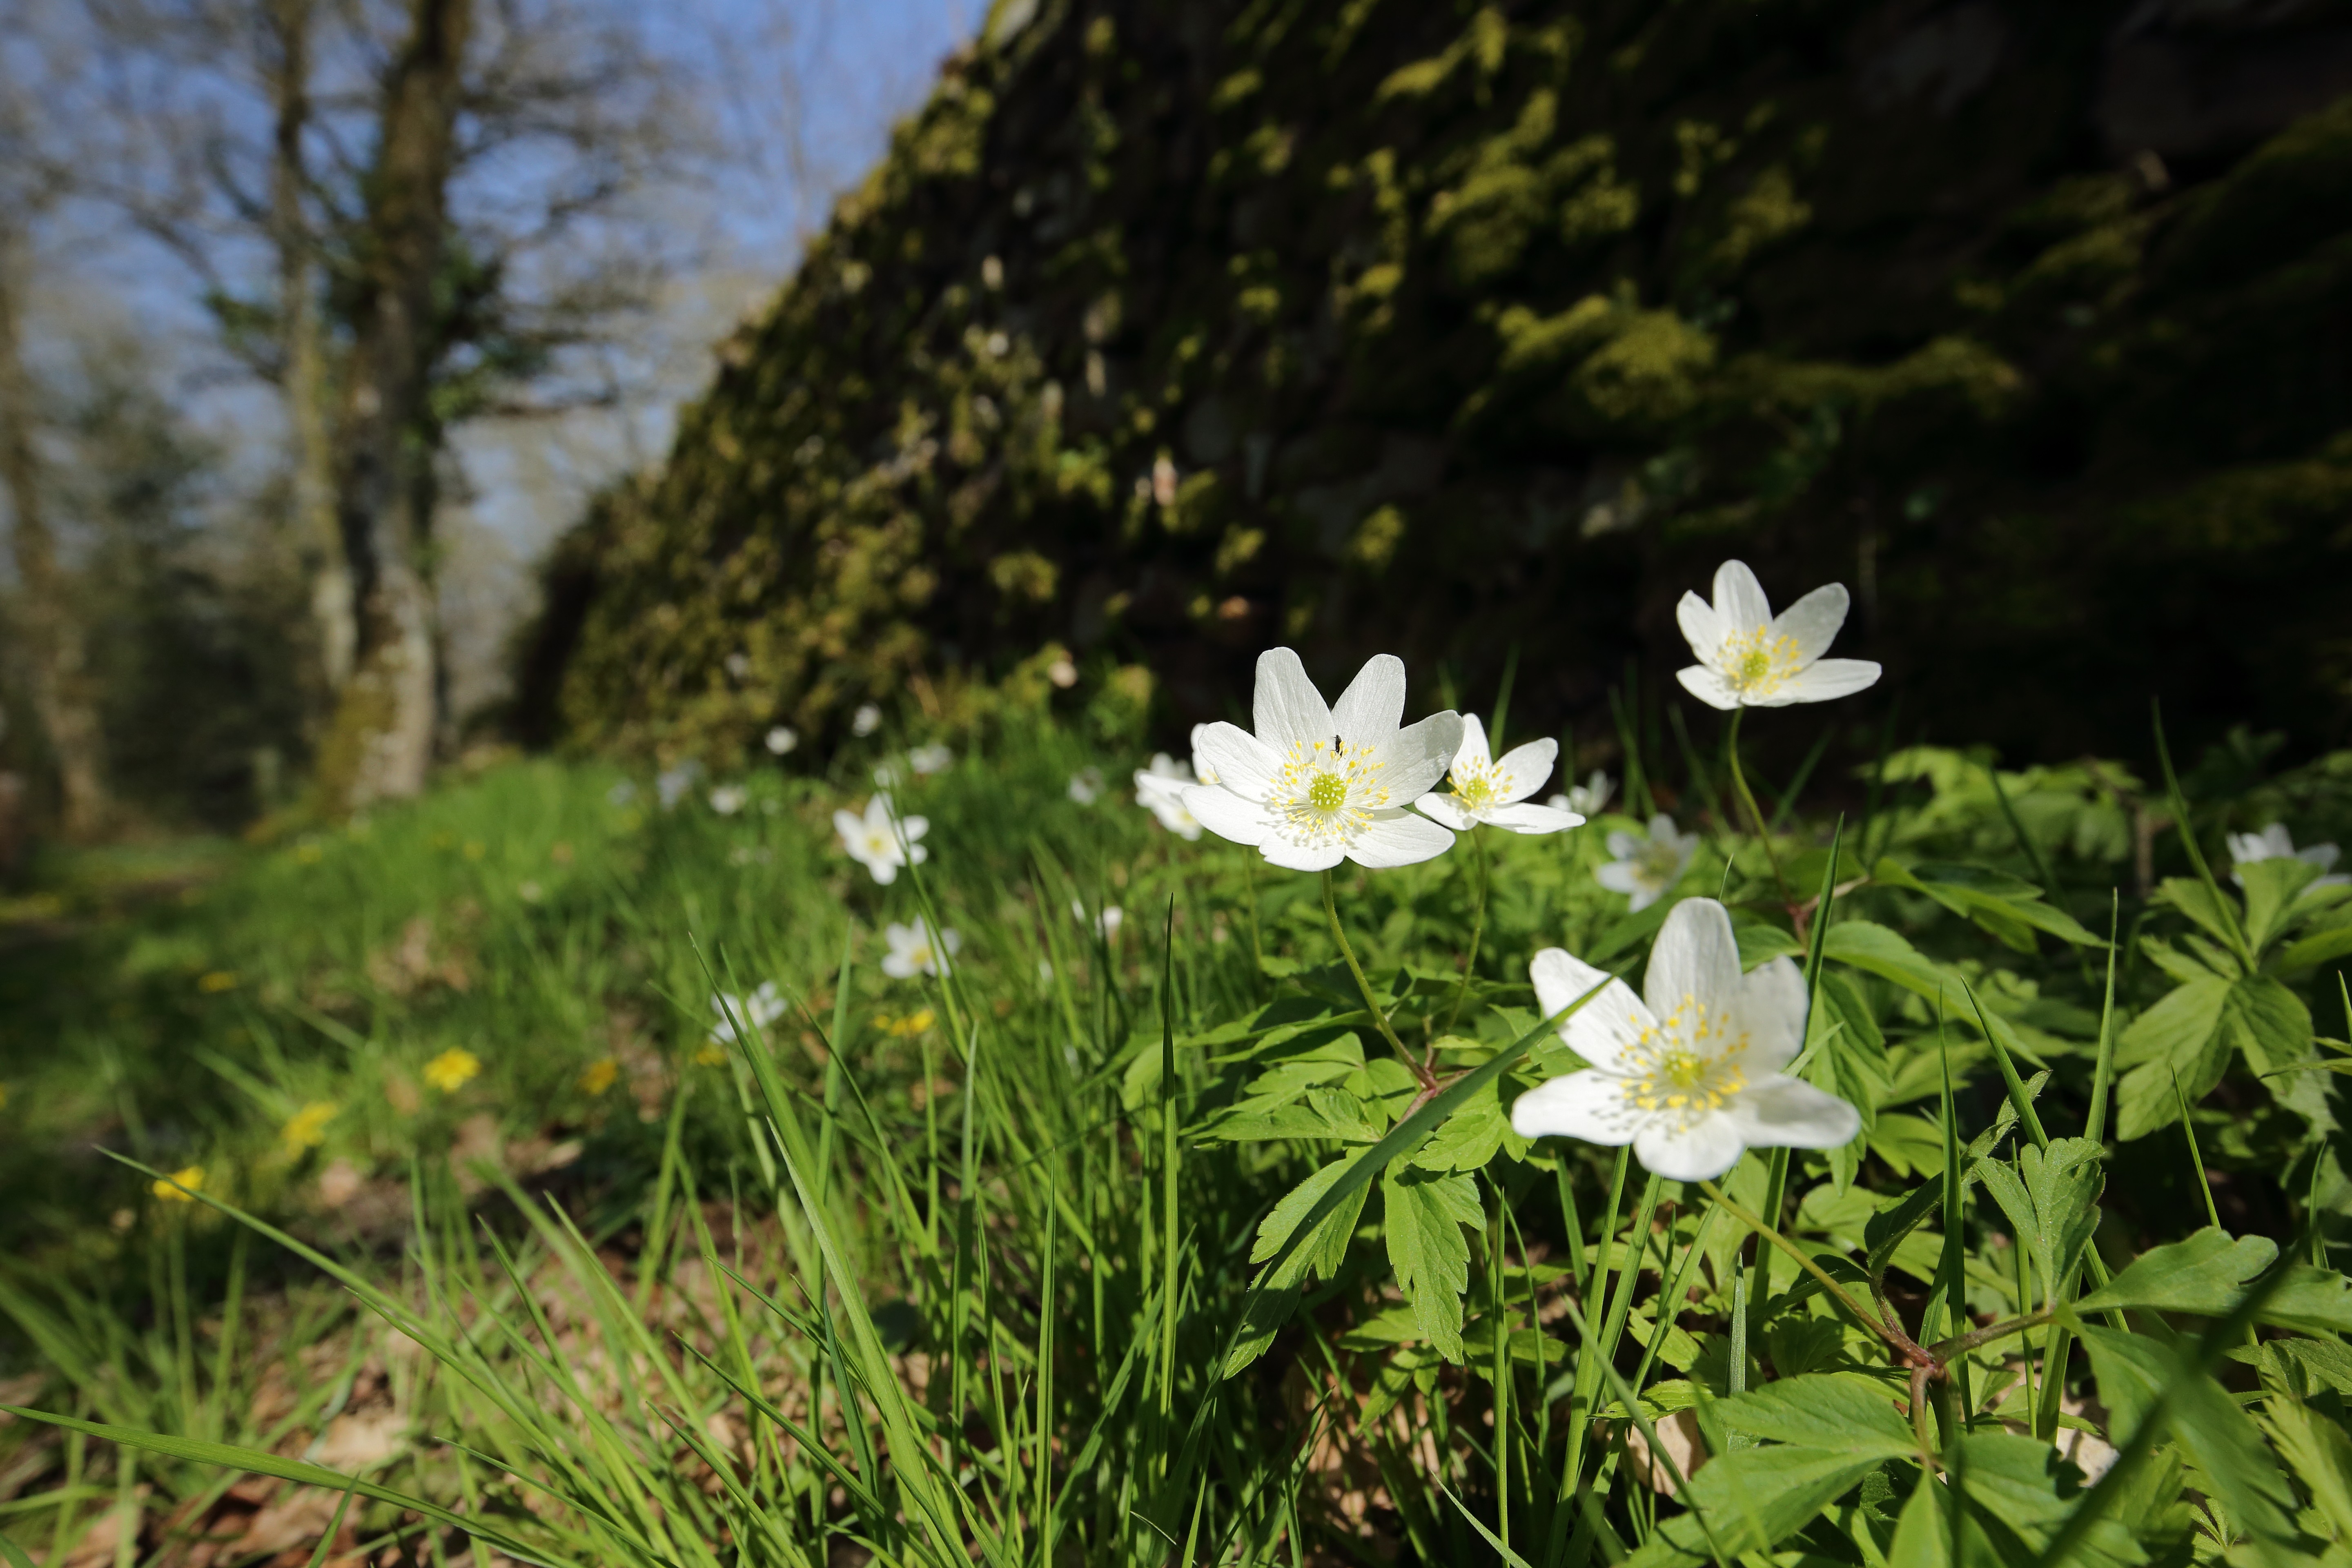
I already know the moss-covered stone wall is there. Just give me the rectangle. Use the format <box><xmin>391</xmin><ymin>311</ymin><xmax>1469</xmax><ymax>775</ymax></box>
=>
<box><xmin>533</xmin><ymin>0</ymin><xmax>2352</xmax><ymax>765</ymax></box>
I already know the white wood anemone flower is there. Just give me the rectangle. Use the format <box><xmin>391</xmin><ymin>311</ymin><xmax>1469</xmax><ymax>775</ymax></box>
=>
<box><xmin>1134</xmin><ymin>743</ymin><xmax>1204</xmax><ymax>839</ymax></box>
<box><xmin>881</xmin><ymin>917</ymin><xmax>960</xmax><ymax>978</ymax></box>
<box><xmin>1415</xmin><ymin>715</ymin><xmax>1584</xmax><ymax>835</ymax></box>
<box><xmin>1595</xmin><ymin>814</ymin><xmax>1699</xmax><ymax>911</ymax></box>
<box><xmin>2228</xmin><ymin>822</ymin><xmax>2349</xmax><ymax>889</ymax></box>
<box><xmin>1675</xmin><ymin>560</ymin><xmax>1881</xmax><ymax>710</ymax></box>
<box><xmin>834</xmin><ymin>794</ymin><xmax>929</xmax><ymax>884</ymax></box>
<box><xmin>1182</xmin><ymin>649</ymin><xmax>1463</xmax><ymax>871</ymax></box>
<box><xmin>1548</xmin><ymin>769</ymin><xmax>1613</xmax><ymax>818</ymax></box>
<box><xmin>1511</xmin><ymin>898</ymin><xmax>1859</xmax><ymax>1181</ymax></box>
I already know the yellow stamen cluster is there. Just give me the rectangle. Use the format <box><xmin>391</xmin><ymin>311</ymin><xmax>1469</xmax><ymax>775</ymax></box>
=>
<box><xmin>1717</xmin><ymin>627</ymin><xmax>1803</xmax><ymax>697</ymax></box>
<box><xmin>1272</xmin><ymin>738</ymin><xmax>1387</xmax><ymax>847</ymax></box>
<box><xmin>1448</xmin><ymin>754</ymin><xmax>1506</xmax><ymax>812</ymax></box>
<box><xmin>1623</xmin><ymin>993</ymin><xmax>1748</xmax><ymax>1128</ymax></box>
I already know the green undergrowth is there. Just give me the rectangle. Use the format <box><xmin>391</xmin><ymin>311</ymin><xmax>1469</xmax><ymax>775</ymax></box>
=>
<box><xmin>4</xmin><ymin>708</ymin><xmax>2352</xmax><ymax>1565</ymax></box>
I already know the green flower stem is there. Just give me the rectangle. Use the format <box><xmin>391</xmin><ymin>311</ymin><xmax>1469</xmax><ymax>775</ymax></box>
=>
<box><xmin>1321</xmin><ymin>869</ymin><xmax>1437</xmax><ymax>1090</ymax></box>
<box><xmin>1723</xmin><ymin>708</ymin><xmax>1795</xmax><ymax>904</ymax></box>
<box><xmin>1698</xmin><ymin>1180</ymin><xmax>1924</xmax><ymax>1363</ymax></box>
<box><xmin>1441</xmin><ymin>826</ymin><xmax>1491</xmax><ymax>1041</ymax></box>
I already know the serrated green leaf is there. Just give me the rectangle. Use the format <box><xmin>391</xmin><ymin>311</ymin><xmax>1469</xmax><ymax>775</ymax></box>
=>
<box><xmin>2278</xmin><ymin>919</ymin><xmax>2352</xmax><ymax>979</ymax></box>
<box><xmin>2227</xmin><ymin>972</ymin><xmax>2314</xmax><ymax>1075</ymax></box>
<box><xmin>2112</xmin><ymin>975</ymin><xmax>2233</xmax><ymax>1141</ymax></box>
<box><xmin>2155</xmin><ymin>876</ymin><xmax>2248</xmax><ymax>953</ymax></box>
<box><xmin>2262</xmin><ymin>1400</ymin><xmax>2352</xmax><ymax>1544</ymax></box>
<box><xmin>2240</xmin><ymin>855</ymin><xmax>2325</xmax><ymax>954</ymax></box>
<box><xmin>1975</xmin><ymin>1138</ymin><xmax>2103</xmax><ymax>1303</ymax></box>
<box><xmin>1713</xmin><ymin>1372</ymin><xmax>1915</xmax><ymax>1455</ymax></box>
<box><xmin>2077</xmin><ymin>1323</ymin><xmax>2302</xmax><ymax>1552</ymax></box>
<box><xmin>1409</xmin><ymin>1076</ymin><xmax>1526</xmax><ymax>1172</ymax></box>
<box><xmin>1250</xmin><ymin>1156</ymin><xmax>1372</xmax><ymax>1285</ymax></box>
<box><xmin>1382</xmin><ymin>1167</ymin><xmax>1480</xmax><ymax>1362</ymax></box>
<box><xmin>2072</xmin><ymin>1227</ymin><xmax>2272</xmax><ymax>1318</ymax></box>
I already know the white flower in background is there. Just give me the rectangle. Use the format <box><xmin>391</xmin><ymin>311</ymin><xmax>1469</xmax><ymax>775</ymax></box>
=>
<box><xmin>1595</xmin><ymin>815</ymin><xmax>1700</xmax><ymax>911</ymax></box>
<box><xmin>656</xmin><ymin>761</ymin><xmax>704</xmax><ymax>809</ymax></box>
<box><xmin>873</xmin><ymin>759</ymin><xmax>905</xmax><ymax>788</ymax></box>
<box><xmin>1068</xmin><ymin>768</ymin><xmax>1105</xmax><ymax>805</ymax></box>
<box><xmin>1548</xmin><ymin>770</ymin><xmax>1614</xmax><ymax>818</ymax></box>
<box><xmin>882</xmin><ymin>917</ymin><xmax>960</xmax><ymax>978</ymax></box>
<box><xmin>1136</xmin><ymin>731</ymin><xmax>1218</xmax><ymax>837</ymax></box>
<box><xmin>909</xmin><ymin>743</ymin><xmax>954</xmax><ymax>775</ymax></box>
<box><xmin>2228</xmin><ymin>823</ymin><xmax>2350</xmax><ymax>889</ymax></box>
<box><xmin>1415</xmin><ymin>715</ymin><xmax>1583</xmax><ymax>835</ymax></box>
<box><xmin>835</xmin><ymin>795</ymin><xmax>929</xmax><ymax>884</ymax></box>
<box><xmin>708</xmin><ymin>981</ymin><xmax>788</xmax><ymax>1045</ymax></box>
<box><xmin>1674</xmin><ymin>560</ymin><xmax>1881</xmax><ymax>710</ymax></box>
<box><xmin>1183</xmin><ymin>648</ymin><xmax>1463</xmax><ymax>872</ymax></box>
<box><xmin>764</xmin><ymin>726</ymin><xmax>799</xmax><ymax>756</ymax></box>
<box><xmin>852</xmin><ymin>704</ymin><xmax>883</xmax><ymax>737</ymax></box>
<box><xmin>1073</xmin><ymin>899</ymin><xmax>1124</xmax><ymax>940</ymax></box>
<box><xmin>1511</xmin><ymin>897</ymin><xmax>1859</xmax><ymax>1181</ymax></box>
<box><xmin>606</xmin><ymin>780</ymin><xmax>637</xmax><ymax>806</ymax></box>
<box><xmin>709</xmin><ymin>785</ymin><xmax>748</xmax><ymax>816</ymax></box>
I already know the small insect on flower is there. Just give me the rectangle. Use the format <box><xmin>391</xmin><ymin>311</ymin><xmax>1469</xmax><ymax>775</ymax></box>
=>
<box><xmin>579</xmin><ymin>1059</ymin><xmax>620</xmax><ymax>1095</ymax></box>
<box><xmin>153</xmin><ymin>1165</ymin><xmax>206</xmax><ymax>1203</ymax></box>
<box><xmin>1595</xmin><ymin>815</ymin><xmax>1701</xmax><ymax>911</ymax></box>
<box><xmin>1512</xmin><ymin>898</ymin><xmax>1859</xmax><ymax>1181</ymax></box>
<box><xmin>882</xmin><ymin>918</ymin><xmax>960</xmax><ymax>979</ymax></box>
<box><xmin>1183</xmin><ymin>648</ymin><xmax>1464</xmax><ymax>871</ymax></box>
<box><xmin>1415</xmin><ymin>715</ymin><xmax>1583</xmax><ymax>835</ymax></box>
<box><xmin>2227</xmin><ymin>822</ymin><xmax>2349</xmax><ymax>890</ymax></box>
<box><xmin>1675</xmin><ymin>560</ymin><xmax>1880</xmax><ymax>710</ymax></box>
<box><xmin>835</xmin><ymin>795</ymin><xmax>929</xmax><ymax>884</ymax></box>
<box><xmin>424</xmin><ymin>1048</ymin><xmax>482</xmax><ymax>1094</ymax></box>
<box><xmin>281</xmin><ymin>1101</ymin><xmax>336</xmax><ymax>1154</ymax></box>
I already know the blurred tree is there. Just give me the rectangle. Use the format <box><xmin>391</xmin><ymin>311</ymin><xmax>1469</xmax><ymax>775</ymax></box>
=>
<box><xmin>0</xmin><ymin>152</ymin><xmax>110</xmax><ymax>840</ymax></box>
<box><xmin>53</xmin><ymin>0</ymin><xmax>704</xmax><ymax>812</ymax></box>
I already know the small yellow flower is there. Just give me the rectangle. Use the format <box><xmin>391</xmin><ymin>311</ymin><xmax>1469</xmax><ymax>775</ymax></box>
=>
<box><xmin>198</xmin><ymin>971</ymin><xmax>239</xmax><ymax>993</ymax></box>
<box><xmin>281</xmin><ymin>1101</ymin><xmax>336</xmax><ymax>1153</ymax></box>
<box><xmin>153</xmin><ymin>1166</ymin><xmax>205</xmax><ymax>1203</ymax></box>
<box><xmin>693</xmin><ymin>1044</ymin><xmax>728</xmax><ymax>1067</ymax></box>
<box><xmin>899</xmin><ymin>1007</ymin><xmax>937</xmax><ymax>1036</ymax></box>
<box><xmin>423</xmin><ymin>1048</ymin><xmax>481</xmax><ymax>1094</ymax></box>
<box><xmin>578</xmin><ymin>1059</ymin><xmax>619</xmax><ymax>1095</ymax></box>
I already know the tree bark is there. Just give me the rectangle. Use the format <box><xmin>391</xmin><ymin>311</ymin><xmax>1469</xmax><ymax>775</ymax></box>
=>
<box><xmin>266</xmin><ymin>0</ymin><xmax>355</xmax><ymax>711</ymax></box>
<box><xmin>0</xmin><ymin>224</ymin><xmax>109</xmax><ymax>839</ymax></box>
<box><xmin>316</xmin><ymin>0</ymin><xmax>471</xmax><ymax>812</ymax></box>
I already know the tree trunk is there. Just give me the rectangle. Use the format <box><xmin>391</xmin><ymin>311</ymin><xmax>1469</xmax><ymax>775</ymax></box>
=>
<box><xmin>0</xmin><ymin>224</ymin><xmax>109</xmax><ymax>839</ymax></box>
<box><xmin>267</xmin><ymin>0</ymin><xmax>355</xmax><ymax>712</ymax></box>
<box><xmin>315</xmin><ymin>0</ymin><xmax>471</xmax><ymax>813</ymax></box>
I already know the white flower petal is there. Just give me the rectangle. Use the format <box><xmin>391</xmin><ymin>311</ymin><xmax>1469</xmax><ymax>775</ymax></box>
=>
<box><xmin>1738</xmin><ymin>956</ymin><xmax>1808</xmax><ymax>1072</ymax></box>
<box><xmin>1331</xmin><ymin>653</ymin><xmax>1407</xmax><ymax>751</ymax></box>
<box><xmin>866</xmin><ymin>859</ymin><xmax>900</xmax><ymax>885</ymax></box>
<box><xmin>1676</xmin><ymin>590</ymin><xmax>1724</xmax><ymax>666</ymax></box>
<box><xmin>1627</xmin><ymin>882</ymin><xmax>1664</xmax><ymax>912</ymax></box>
<box><xmin>1452</xmin><ymin>713</ymin><xmax>1493</xmax><ymax>773</ymax></box>
<box><xmin>1531</xmin><ymin>948</ymin><xmax>1652</xmax><ymax>1073</ymax></box>
<box><xmin>1593</xmin><ymin>861</ymin><xmax>1643</xmax><ymax>895</ymax></box>
<box><xmin>1771</xmin><ymin>583</ymin><xmax>1851</xmax><ymax>667</ymax></box>
<box><xmin>1712</xmin><ymin>559</ymin><xmax>1773</xmax><ymax>635</ymax></box>
<box><xmin>1253</xmin><ymin>647</ymin><xmax>1336</xmax><ymax>757</ymax></box>
<box><xmin>1382</xmin><ymin>710</ymin><xmax>1464</xmax><ymax>801</ymax></box>
<box><xmin>1644</xmin><ymin>897</ymin><xmax>1743</xmax><ymax>1027</ymax></box>
<box><xmin>1604</xmin><ymin>830</ymin><xmax>1642</xmax><ymax>859</ymax></box>
<box><xmin>1347</xmin><ymin>809</ymin><xmax>1455</xmax><ymax>869</ymax></box>
<box><xmin>896</xmin><ymin>814</ymin><xmax>929</xmax><ymax>844</ymax></box>
<box><xmin>2301</xmin><ymin>843</ymin><xmax>2342</xmax><ymax>874</ymax></box>
<box><xmin>1635</xmin><ymin>1114</ymin><xmax>1748</xmax><ymax>1182</ymax></box>
<box><xmin>1724</xmin><ymin>1076</ymin><xmax>1860</xmax><ymax>1151</ymax></box>
<box><xmin>1195</xmin><ymin>721</ymin><xmax>1282</xmax><ymax>800</ymax></box>
<box><xmin>1490</xmin><ymin>737</ymin><xmax>1557</xmax><ymax>802</ymax></box>
<box><xmin>1183</xmin><ymin>785</ymin><xmax>1273</xmax><ymax>847</ymax></box>
<box><xmin>1676</xmin><ymin>664</ymin><xmax>1744</xmax><ymax>711</ymax></box>
<box><xmin>1768</xmin><ymin>659</ymin><xmax>1880</xmax><ymax>706</ymax></box>
<box><xmin>833</xmin><ymin>809</ymin><xmax>865</xmax><ymax>841</ymax></box>
<box><xmin>1414</xmin><ymin>792</ymin><xmax>1478</xmax><ymax>831</ymax></box>
<box><xmin>1188</xmin><ymin>723</ymin><xmax>1217</xmax><ymax>784</ymax></box>
<box><xmin>1261</xmin><ymin>833</ymin><xmax>1350</xmax><ymax>872</ymax></box>
<box><xmin>1510</xmin><ymin>1072</ymin><xmax>1642</xmax><ymax>1145</ymax></box>
<box><xmin>1483</xmin><ymin>802</ymin><xmax>1583</xmax><ymax>835</ymax></box>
